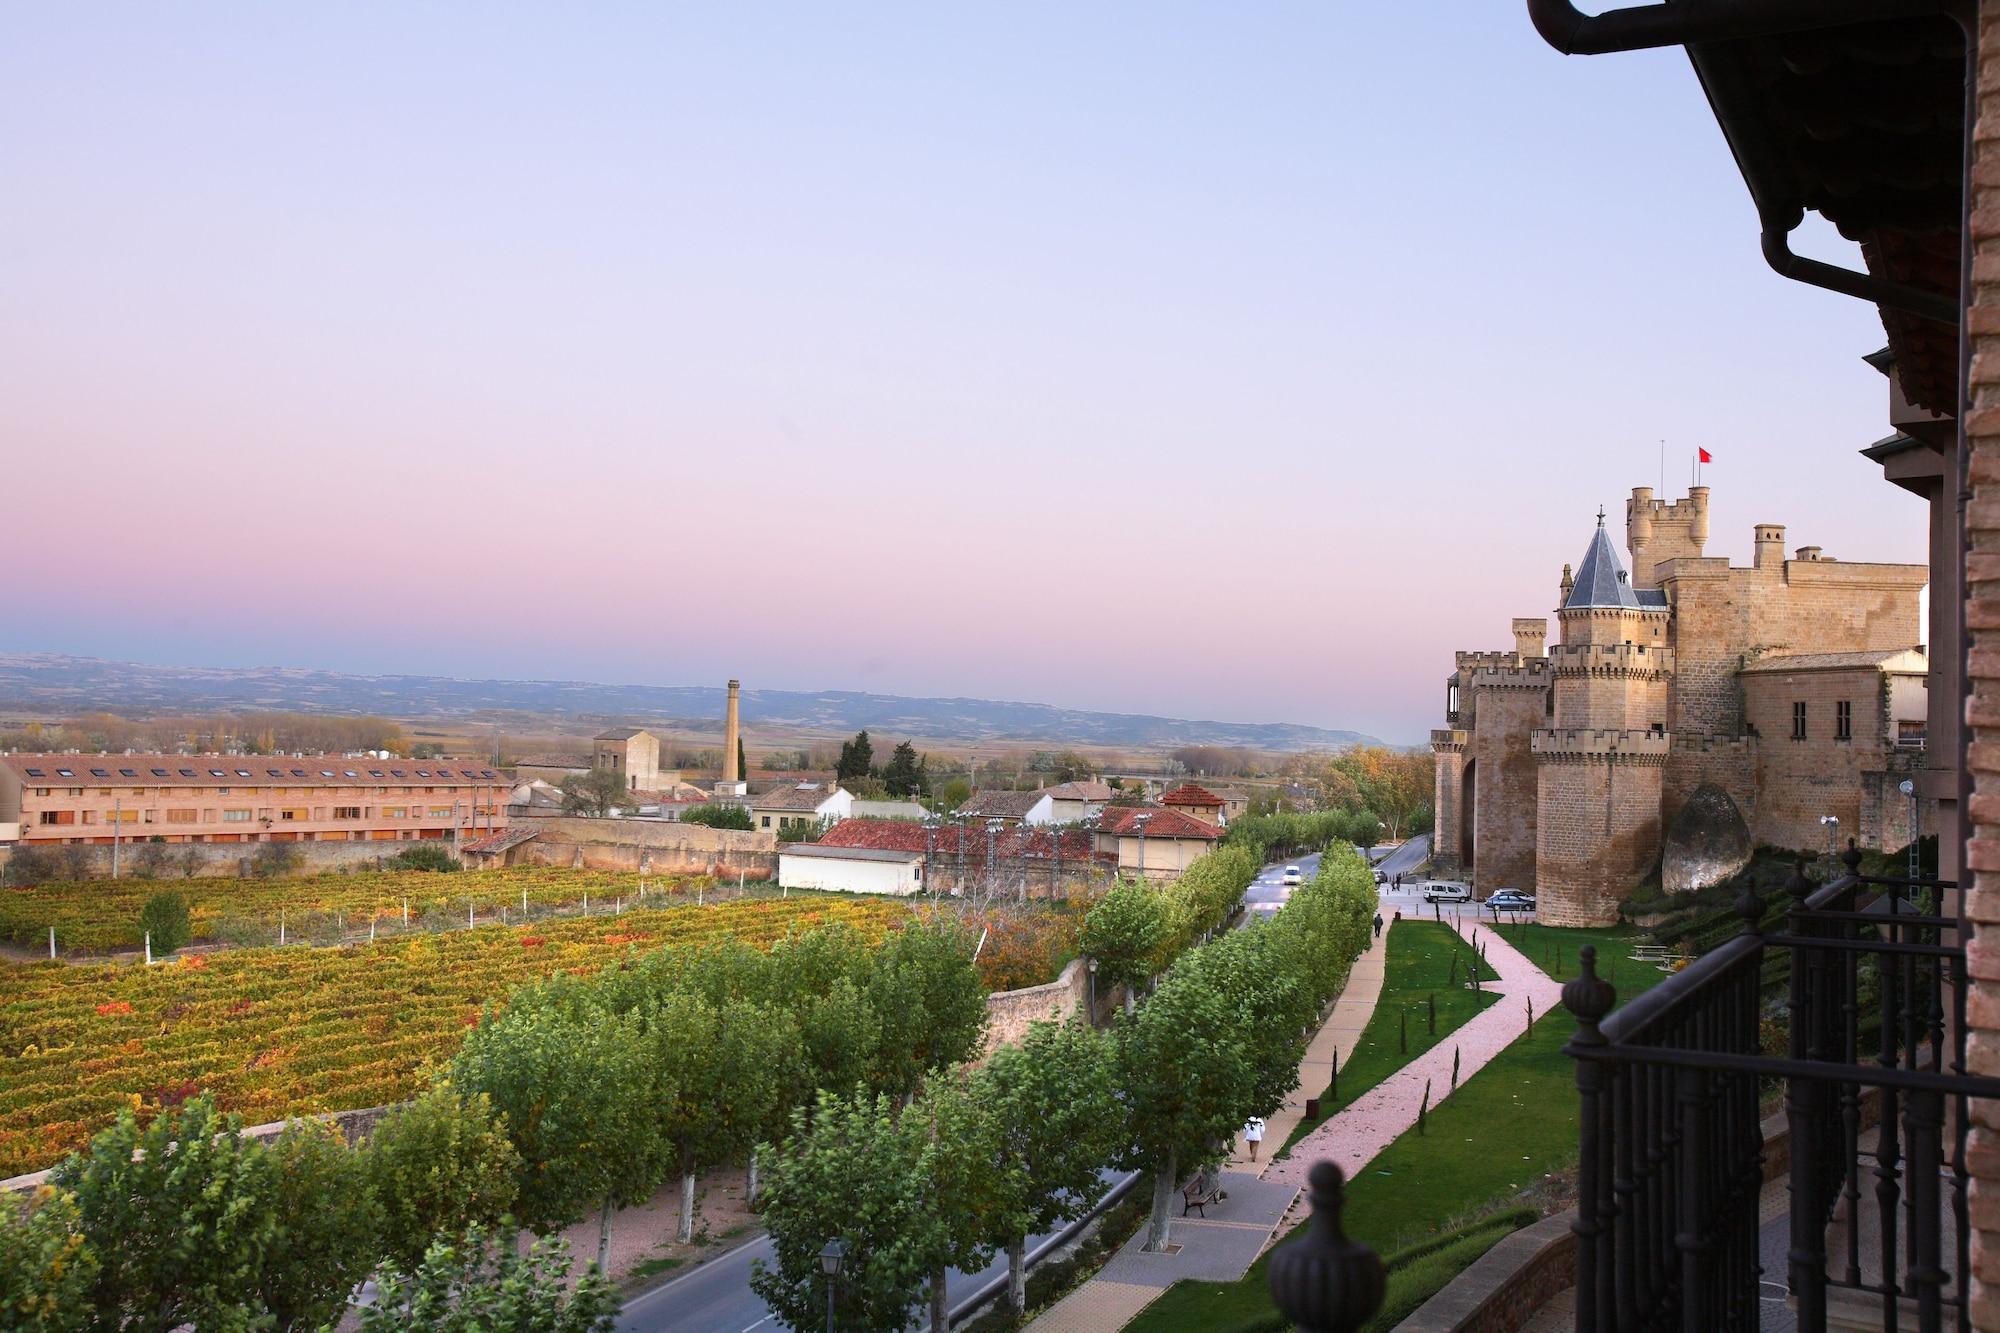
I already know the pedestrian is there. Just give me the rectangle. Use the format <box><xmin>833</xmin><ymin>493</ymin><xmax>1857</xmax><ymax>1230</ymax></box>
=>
<box><xmin>1243</xmin><ymin>1116</ymin><xmax>1265</xmax><ymax>1162</ymax></box>
<box><xmin>1394</xmin><ymin>873</ymin><xmax>1402</xmax><ymax>890</ymax></box>
<box><xmin>1373</xmin><ymin>911</ymin><xmax>1384</xmax><ymax>939</ymax></box>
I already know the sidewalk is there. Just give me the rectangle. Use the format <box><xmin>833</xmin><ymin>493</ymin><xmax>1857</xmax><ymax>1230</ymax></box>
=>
<box><xmin>1026</xmin><ymin>914</ymin><xmax>1396</xmax><ymax>1333</ymax></box>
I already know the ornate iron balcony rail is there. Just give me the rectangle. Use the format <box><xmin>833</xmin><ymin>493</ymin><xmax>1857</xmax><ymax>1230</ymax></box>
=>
<box><xmin>1562</xmin><ymin>855</ymin><xmax>2000</xmax><ymax>1332</ymax></box>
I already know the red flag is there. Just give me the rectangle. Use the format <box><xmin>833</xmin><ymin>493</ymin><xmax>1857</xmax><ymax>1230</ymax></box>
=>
<box><xmin>1698</xmin><ymin>448</ymin><xmax>1713</xmax><ymax>464</ymax></box>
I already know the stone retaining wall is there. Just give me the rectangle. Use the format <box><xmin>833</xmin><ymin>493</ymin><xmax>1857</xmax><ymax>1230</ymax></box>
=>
<box><xmin>506</xmin><ymin>814</ymin><xmax>776</xmax><ymax>878</ymax></box>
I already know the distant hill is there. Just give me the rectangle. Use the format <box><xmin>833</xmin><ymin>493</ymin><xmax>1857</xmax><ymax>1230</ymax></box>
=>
<box><xmin>0</xmin><ymin>653</ymin><xmax>1381</xmax><ymax>752</ymax></box>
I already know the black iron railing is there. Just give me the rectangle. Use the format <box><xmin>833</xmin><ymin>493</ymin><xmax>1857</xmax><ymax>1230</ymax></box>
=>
<box><xmin>1563</xmin><ymin>853</ymin><xmax>2000</xmax><ymax>1332</ymax></box>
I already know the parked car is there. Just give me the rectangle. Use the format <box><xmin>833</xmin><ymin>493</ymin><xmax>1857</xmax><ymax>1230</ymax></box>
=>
<box><xmin>1373</xmin><ymin>869</ymin><xmax>1388</xmax><ymax>885</ymax></box>
<box><xmin>1423</xmin><ymin>880</ymin><xmax>1471</xmax><ymax>903</ymax></box>
<box><xmin>1486</xmin><ymin>890</ymin><xmax>1537</xmax><ymax>913</ymax></box>
<box><xmin>1281</xmin><ymin>866</ymin><xmax>1304</xmax><ymax>887</ymax></box>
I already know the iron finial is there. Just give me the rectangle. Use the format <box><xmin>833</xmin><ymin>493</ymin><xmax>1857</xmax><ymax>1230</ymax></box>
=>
<box><xmin>1562</xmin><ymin>945</ymin><xmax>1617</xmax><ymax>1043</ymax></box>
<box><xmin>1267</xmin><ymin>1161</ymin><xmax>1385</xmax><ymax>1333</ymax></box>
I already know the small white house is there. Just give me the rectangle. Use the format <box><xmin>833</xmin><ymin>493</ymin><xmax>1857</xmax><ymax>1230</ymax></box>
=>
<box><xmin>749</xmin><ymin>783</ymin><xmax>854</xmax><ymax>836</ymax></box>
<box><xmin>777</xmin><ymin>843</ymin><xmax>926</xmax><ymax>896</ymax></box>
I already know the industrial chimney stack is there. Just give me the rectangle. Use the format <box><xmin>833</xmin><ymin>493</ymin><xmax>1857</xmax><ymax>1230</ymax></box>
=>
<box><xmin>716</xmin><ymin>679</ymin><xmax>747</xmax><ymax>798</ymax></box>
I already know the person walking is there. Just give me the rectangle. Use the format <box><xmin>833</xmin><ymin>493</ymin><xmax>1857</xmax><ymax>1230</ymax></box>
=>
<box><xmin>1373</xmin><ymin>911</ymin><xmax>1384</xmax><ymax>939</ymax></box>
<box><xmin>1243</xmin><ymin>1116</ymin><xmax>1266</xmax><ymax>1162</ymax></box>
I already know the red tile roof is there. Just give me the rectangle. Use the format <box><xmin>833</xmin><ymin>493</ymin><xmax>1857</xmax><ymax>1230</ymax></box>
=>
<box><xmin>1095</xmin><ymin>806</ymin><xmax>1224</xmax><ymax>840</ymax></box>
<box><xmin>817</xmin><ymin>818</ymin><xmax>1109</xmax><ymax>864</ymax></box>
<box><xmin>1160</xmin><ymin>783</ymin><xmax>1225</xmax><ymax>808</ymax></box>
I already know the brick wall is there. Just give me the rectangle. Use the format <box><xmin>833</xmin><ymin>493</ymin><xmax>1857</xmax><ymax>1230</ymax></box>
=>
<box><xmin>1963</xmin><ymin>7</ymin><xmax>2000</xmax><ymax>1320</ymax></box>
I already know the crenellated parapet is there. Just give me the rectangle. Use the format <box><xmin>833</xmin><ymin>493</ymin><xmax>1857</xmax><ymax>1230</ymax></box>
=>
<box><xmin>1547</xmin><ymin>642</ymin><xmax>1674</xmax><ymax>681</ymax></box>
<box><xmin>1430</xmin><ymin>728</ymin><xmax>1469</xmax><ymax>754</ymax></box>
<box><xmin>1455</xmin><ymin>650</ymin><xmax>1520</xmax><ymax>673</ymax></box>
<box><xmin>1465</xmin><ymin>661</ymin><xmax>1553</xmax><ymax>691</ymax></box>
<box><xmin>1532</xmin><ymin>728</ymin><xmax>1672</xmax><ymax>766</ymax></box>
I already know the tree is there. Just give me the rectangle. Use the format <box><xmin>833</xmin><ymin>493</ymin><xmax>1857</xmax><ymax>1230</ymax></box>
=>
<box><xmin>640</xmin><ymin>993</ymin><xmax>801</xmax><ymax>1243</ymax></box>
<box><xmin>751</xmin><ymin>1092</ymin><xmax>931</xmax><ymax>1332</ymax></box>
<box><xmin>556</xmin><ymin>768</ymin><xmax>635</xmax><ymax>818</ymax></box>
<box><xmin>981</xmin><ymin>1022</ymin><xmax>1120</xmax><ymax>1314</ymax></box>
<box><xmin>358</xmin><ymin>1223</ymin><xmax>617</xmax><ymax>1333</ymax></box>
<box><xmin>448</xmin><ymin>992</ymin><xmax>664</xmax><ymax>1267</ymax></box>
<box><xmin>4</xmin><ymin>844</ymin><xmax>58</xmax><ymax>885</ymax></box>
<box><xmin>364</xmin><ymin>1088</ymin><xmax>522</xmax><ymax>1275</ymax></box>
<box><xmin>883</xmin><ymin>742</ymin><xmax>924</xmax><ymax>798</ymax></box>
<box><xmin>866</xmin><ymin>921</ymin><xmax>988</xmax><ymax>1099</ymax></box>
<box><xmin>679</xmin><ymin>803</ymin><xmax>754</xmax><ymax>830</ymax></box>
<box><xmin>836</xmin><ymin>731</ymin><xmax>875</xmax><ymax>783</ymax></box>
<box><xmin>55</xmin><ymin>1096</ymin><xmax>278</xmax><ymax>1329</ymax></box>
<box><xmin>138</xmin><ymin>892</ymin><xmax>191</xmax><ymax>955</ymax></box>
<box><xmin>255</xmin><ymin>1120</ymin><xmax>380</xmax><ymax>1332</ymax></box>
<box><xmin>251</xmin><ymin>841</ymin><xmax>302</xmax><ymax>877</ymax></box>
<box><xmin>909</xmin><ymin>1075</ymin><xmax>1007</xmax><ymax>1333</ymax></box>
<box><xmin>737</xmin><ymin>736</ymin><xmax>749</xmax><ymax>783</ymax></box>
<box><xmin>0</xmin><ymin>1185</ymin><xmax>96</xmax><ymax>1332</ymax></box>
<box><xmin>1114</xmin><ymin>967</ymin><xmax>1257</xmax><ymax>1253</ymax></box>
<box><xmin>1081</xmin><ymin>883</ymin><xmax>1170</xmax><ymax>1014</ymax></box>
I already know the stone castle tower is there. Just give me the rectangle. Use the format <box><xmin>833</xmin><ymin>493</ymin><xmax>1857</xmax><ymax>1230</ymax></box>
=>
<box><xmin>1432</xmin><ymin>485</ymin><xmax>1928</xmax><ymax>926</ymax></box>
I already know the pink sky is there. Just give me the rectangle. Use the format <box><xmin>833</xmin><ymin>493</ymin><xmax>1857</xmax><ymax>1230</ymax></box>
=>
<box><xmin>0</xmin><ymin>6</ymin><xmax>1925</xmax><ymax>745</ymax></box>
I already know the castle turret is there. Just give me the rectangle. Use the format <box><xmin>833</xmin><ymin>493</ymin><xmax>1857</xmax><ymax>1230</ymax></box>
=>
<box><xmin>1626</xmin><ymin>485</ymin><xmax>1709</xmax><ymax>588</ymax></box>
<box><xmin>1754</xmin><ymin>523</ymin><xmax>1786</xmax><ymax>570</ymax></box>
<box><xmin>1512</xmin><ymin>618</ymin><xmax>1548</xmax><ymax>661</ymax></box>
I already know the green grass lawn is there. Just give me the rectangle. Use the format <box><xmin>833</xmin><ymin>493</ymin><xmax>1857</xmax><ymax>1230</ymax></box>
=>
<box><xmin>1278</xmin><ymin>921</ymin><xmax>1498</xmax><ymax>1155</ymax></box>
<box><xmin>1124</xmin><ymin>922</ymin><xmax>1665</xmax><ymax>1333</ymax></box>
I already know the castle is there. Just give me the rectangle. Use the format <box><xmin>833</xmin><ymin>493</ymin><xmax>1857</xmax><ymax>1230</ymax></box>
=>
<box><xmin>1431</xmin><ymin>485</ymin><xmax>1930</xmax><ymax>926</ymax></box>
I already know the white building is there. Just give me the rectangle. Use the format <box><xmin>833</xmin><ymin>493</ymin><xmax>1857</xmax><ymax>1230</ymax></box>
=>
<box><xmin>748</xmin><ymin>783</ymin><xmax>854</xmax><ymax>835</ymax></box>
<box><xmin>777</xmin><ymin>843</ymin><xmax>926</xmax><ymax>896</ymax></box>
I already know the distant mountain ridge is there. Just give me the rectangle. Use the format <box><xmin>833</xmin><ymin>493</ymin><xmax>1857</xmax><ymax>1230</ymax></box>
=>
<box><xmin>0</xmin><ymin>653</ymin><xmax>1382</xmax><ymax>751</ymax></box>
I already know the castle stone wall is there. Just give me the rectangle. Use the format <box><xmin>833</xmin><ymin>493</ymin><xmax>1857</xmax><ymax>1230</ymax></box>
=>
<box><xmin>1534</xmin><ymin>745</ymin><xmax>1665</xmax><ymax>926</ymax></box>
<box><xmin>1431</xmin><ymin>730</ymin><xmax>1468</xmax><ymax>877</ymax></box>
<box><xmin>1470</xmin><ymin>685</ymin><xmax>1544</xmax><ymax>895</ymax></box>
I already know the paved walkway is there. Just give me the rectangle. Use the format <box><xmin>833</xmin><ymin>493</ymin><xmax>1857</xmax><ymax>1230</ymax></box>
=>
<box><xmin>1026</xmin><ymin>914</ymin><xmax>1395</xmax><ymax>1333</ymax></box>
<box><xmin>1265</xmin><ymin>916</ymin><xmax>1564</xmax><ymax>1192</ymax></box>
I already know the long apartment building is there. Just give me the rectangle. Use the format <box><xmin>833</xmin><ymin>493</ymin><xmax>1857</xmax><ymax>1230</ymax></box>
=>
<box><xmin>0</xmin><ymin>754</ymin><xmax>508</xmax><ymax>846</ymax></box>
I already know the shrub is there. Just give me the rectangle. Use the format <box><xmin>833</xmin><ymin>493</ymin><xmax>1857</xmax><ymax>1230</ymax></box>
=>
<box><xmin>139</xmin><ymin>892</ymin><xmax>193</xmax><ymax>954</ymax></box>
<box><xmin>0</xmin><ymin>1185</ymin><xmax>97</xmax><ymax>1332</ymax></box>
<box><xmin>251</xmin><ymin>842</ymin><xmax>303</xmax><ymax>878</ymax></box>
<box><xmin>389</xmin><ymin>844</ymin><xmax>460</xmax><ymax>873</ymax></box>
<box><xmin>364</xmin><ymin>1088</ymin><xmax>521</xmax><ymax>1274</ymax></box>
<box><xmin>5</xmin><ymin>845</ymin><xmax>58</xmax><ymax>885</ymax></box>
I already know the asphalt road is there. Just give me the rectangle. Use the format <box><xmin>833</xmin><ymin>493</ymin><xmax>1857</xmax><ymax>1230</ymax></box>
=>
<box><xmin>615</xmin><ymin>1170</ymin><xmax>1137</xmax><ymax>1333</ymax></box>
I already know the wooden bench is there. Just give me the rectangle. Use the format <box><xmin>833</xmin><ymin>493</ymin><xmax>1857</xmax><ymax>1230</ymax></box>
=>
<box><xmin>1182</xmin><ymin>1173</ymin><xmax>1224</xmax><ymax>1217</ymax></box>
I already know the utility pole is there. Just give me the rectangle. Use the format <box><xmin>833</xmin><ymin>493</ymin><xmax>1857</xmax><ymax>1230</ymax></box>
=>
<box><xmin>111</xmin><ymin>798</ymin><xmax>122</xmax><ymax>879</ymax></box>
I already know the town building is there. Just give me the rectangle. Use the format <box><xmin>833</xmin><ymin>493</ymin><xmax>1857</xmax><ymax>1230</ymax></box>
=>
<box><xmin>776</xmin><ymin>843</ymin><xmax>927</xmax><ymax>896</ymax></box>
<box><xmin>816</xmin><ymin>816</ymin><xmax>1112</xmax><ymax>895</ymax></box>
<box><xmin>1092</xmin><ymin>805</ymin><xmax>1225</xmax><ymax>879</ymax></box>
<box><xmin>1159</xmin><ymin>782</ymin><xmax>1227</xmax><ymax>827</ymax></box>
<box><xmin>0</xmin><ymin>754</ymin><xmax>508</xmax><ymax>846</ymax></box>
<box><xmin>953</xmin><ymin>790</ymin><xmax>1045</xmax><ymax>826</ymax></box>
<box><xmin>1431</xmin><ymin>490</ymin><xmax>1927</xmax><ymax>925</ymax></box>
<box><xmin>748</xmin><ymin>782</ymin><xmax>852</xmax><ymax>836</ymax></box>
<box><xmin>1035</xmin><ymin>780</ymin><xmax>1115</xmax><ymax>825</ymax></box>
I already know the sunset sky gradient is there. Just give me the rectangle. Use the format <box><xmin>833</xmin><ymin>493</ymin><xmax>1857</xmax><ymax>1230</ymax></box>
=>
<box><xmin>0</xmin><ymin>5</ymin><xmax>1927</xmax><ymax>744</ymax></box>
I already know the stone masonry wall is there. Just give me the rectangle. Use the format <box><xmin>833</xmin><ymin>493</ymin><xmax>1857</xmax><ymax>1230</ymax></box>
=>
<box><xmin>1960</xmin><ymin>9</ymin><xmax>2000</xmax><ymax>1322</ymax></box>
<box><xmin>507</xmin><ymin>814</ymin><xmax>777</xmax><ymax>877</ymax></box>
<box><xmin>0</xmin><ymin>837</ymin><xmax>414</xmax><ymax>881</ymax></box>
<box><xmin>1663</xmin><ymin>734</ymin><xmax>1758</xmax><ymax>835</ymax></box>
<box><xmin>1431</xmin><ymin>731</ymin><xmax>1468</xmax><ymax>878</ymax></box>
<box><xmin>1741</xmin><ymin>668</ymin><xmax>1917</xmax><ymax>852</ymax></box>
<box><xmin>1535</xmin><ymin>752</ymin><xmax>1664</xmax><ymax>926</ymax></box>
<box><xmin>1471</xmin><ymin>685</ymin><xmax>1544</xmax><ymax>896</ymax></box>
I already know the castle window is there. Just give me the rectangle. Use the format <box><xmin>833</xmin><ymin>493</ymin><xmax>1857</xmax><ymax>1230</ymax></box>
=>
<box><xmin>1836</xmin><ymin>700</ymin><xmax>1852</xmax><ymax>742</ymax></box>
<box><xmin>1792</xmin><ymin>702</ymin><xmax>1807</xmax><ymax>740</ymax></box>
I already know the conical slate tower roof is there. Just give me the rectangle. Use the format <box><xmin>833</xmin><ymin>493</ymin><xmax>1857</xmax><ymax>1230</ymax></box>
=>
<box><xmin>1563</xmin><ymin>508</ymin><xmax>1641</xmax><ymax>609</ymax></box>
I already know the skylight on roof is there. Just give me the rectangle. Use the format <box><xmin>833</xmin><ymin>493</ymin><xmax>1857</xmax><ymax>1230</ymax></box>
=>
<box><xmin>267</xmin><ymin>769</ymin><xmax>284</xmax><ymax>778</ymax></box>
<box><xmin>179</xmin><ymin>769</ymin><xmax>197</xmax><ymax>777</ymax></box>
<box><xmin>290</xmin><ymin>769</ymin><xmax>307</xmax><ymax>778</ymax></box>
<box><xmin>368</xmin><ymin>770</ymin><xmax>385</xmax><ymax>778</ymax></box>
<box><xmin>390</xmin><ymin>770</ymin><xmax>407</xmax><ymax>778</ymax></box>
<box><xmin>235</xmin><ymin>770</ymin><xmax>251</xmax><ymax>778</ymax></box>
<box><xmin>24</xmin><ymin>768</ymin><xmax>44</xmax><ymax>777</ymax></box>
<box><xmin>57</xmin><ymin>769</ymin><xmax>74</xmax><ymax>777</ymax></box>
<box><xmin>321</xmin><ymin>770</ymin><xmax>335</xmax><ymax>778</ymax></box>
<box><xmin>415</xmin><ymin>770</ymin><xmax>432</xmax><ymax>778</ymax></box>
<box><xmin>119</xmin><ymin>769</ymin><xmax>137</xmax><ymax>777</ymax></box>
<box><xmin>209</xmin><ymin>769</ymin><xmax>226</xmax><ymax>777</ymax></box>
<box><xmin>151</xmin><ymin>768</ymin><xmax>169</xmax><ymax>777</ymax></box>
<box><xmin>342</xmin><ymin>770</ymin><xmax>357</xmax><ymax>778</ymax></box>
<box><xmin>90</xmin><ymin>768</ymin><xmax>110</xmax><ymax>777</ymax></box>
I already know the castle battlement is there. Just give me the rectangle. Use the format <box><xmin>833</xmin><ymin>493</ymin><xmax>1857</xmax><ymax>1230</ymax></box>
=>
<box><xmin>1455</xmin><ymin>650</ymin><xmax>1520</xmax><ymax>672</ymax></box>
<box><xmin>1465</xmin><ymin>661</ymin><xmax>1553</xmax><ymax>690</ymax></box>
<box><xmin>1430</xmin><ymin>728</ymin><xmax>1469</xmax><ymax>753</ymax></box>
<box><xmin>1547</xmin><ymin>643</ymin><xmax>1674</xmax><ymax>679</ymax></box>
<box><xmin>1532</xmin><ymin>728</ymin><xmax>1672</xmax><ymax>765</ymax></box>
<box><xmin>1670</xmin><ymin>733</ymin><xmax>1757</xmax><ymax>755</ymax></box>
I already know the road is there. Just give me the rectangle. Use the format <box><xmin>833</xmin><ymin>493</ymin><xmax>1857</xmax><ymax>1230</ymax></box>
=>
<box><xmin>617</xmin><ymin>842</ymin><xmax>1424</xmax><ymax>1331</ymax></box>
<box><xmin>615</xmin><ymin>1171</ymin><xmax>1138</xmax><ymax>1332</ymax></box>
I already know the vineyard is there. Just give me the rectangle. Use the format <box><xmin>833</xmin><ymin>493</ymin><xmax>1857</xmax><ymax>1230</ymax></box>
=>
<box><xmin>0</xmin><ymin>866</ymin><xmax>743</xmax><ymax>953</ymax></box>
<box><xmin>0</xmin><ymin>897</ymin><xmax>910</xmax><ymax>1178</ymax></box>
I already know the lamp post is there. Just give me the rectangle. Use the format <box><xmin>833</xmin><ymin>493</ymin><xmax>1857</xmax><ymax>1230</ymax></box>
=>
<box><xmin>819</xmin><ymin>1238</ymin><xmax>845</xmax><ymax>1333</ymax></box>
<box><xmin>1899</xmin><ymin>779</ymin><xmax>1920</xmax><ymax>879</ymax></box>
<box><xmin>923</xmin><ymin>814</ymin><xmax>940</xmax><ymax>898</ymax></box>
<box><xmin>1819</xmin><ymin>814</ymin><xmax>1840</xmax><ymax>870</ymax></box>
<box><xmin>986</xmin><ymin>819</ymin><xmax>1003</xmax><ymax>899</ymax></box>
<box><xmin>1134</xmin><ymin>812</ymin><xmax>1153</xmax><ymax>883</ymax></box>
<box><xmin>1087</xmin><ymin>956</ymin><xmax>1100</xmax><ymax>1026</ymax></box>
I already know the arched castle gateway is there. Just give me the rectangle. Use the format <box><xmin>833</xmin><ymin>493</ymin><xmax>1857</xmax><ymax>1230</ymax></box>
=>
<box><xmin>1432</xmin><ymin>485</ymin><xmax>1929</xmax><ymax>926</ymax></box>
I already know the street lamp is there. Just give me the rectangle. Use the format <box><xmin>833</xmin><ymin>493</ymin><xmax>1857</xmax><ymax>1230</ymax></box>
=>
<box><xmin>1087</xmin><ymin>956</ymin><xmax>1100</xmax><ymax>1025</ymax></box>
<box><xmin>1899</xmin><ymin>779</ymin><xmax>1919</xmax><ymax>880</ymax></box>
<box><xmin>819</xmin><ymin>1238</ymin><xmax>846</xmax><ymax>1333</ymax></box>
<box><xmin>1819</xmin><ymin>815</ymin><xmax>1840</xmax><ymax>872</ymax></box>
<box><xmin>1134</xmin><ymin>812</ymin><xmax>1153</xmax><ymax>883</ymax></box>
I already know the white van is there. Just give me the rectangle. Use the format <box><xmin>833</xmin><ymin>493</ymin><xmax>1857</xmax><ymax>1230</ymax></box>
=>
<box><xmin>1423</xmin><ymin>880</ymin><xmax>1472</xmax><ymax>904</ymax></box>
